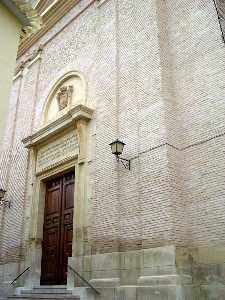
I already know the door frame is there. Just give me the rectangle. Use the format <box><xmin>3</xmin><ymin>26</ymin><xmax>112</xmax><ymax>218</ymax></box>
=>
<box><xmin>25</xmin><ymin>159</ymin><xmax>78</xmax><ymax>287</ymax></box>
<box><xmin>22</xmin><ymin>116</ymin><xmax>91</xmax><ymax>289</ymax></box>
<box><xmin>41</xmin><ymin>170</ymin><xmax>75</xmax><ymax>285</ymax></box>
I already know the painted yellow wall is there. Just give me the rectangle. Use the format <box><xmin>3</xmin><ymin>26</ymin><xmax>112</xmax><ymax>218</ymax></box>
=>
<box><xmin>0</xmin><ymin>3</ymin><xmax>21</xmax><ymax>143</ymax></box>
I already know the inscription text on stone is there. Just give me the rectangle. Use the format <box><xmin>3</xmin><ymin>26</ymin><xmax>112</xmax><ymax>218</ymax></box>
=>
<box><xmin>36</xmin><ymin>131</ymin><xmax>78</xmax><ymax>173</ymax></box>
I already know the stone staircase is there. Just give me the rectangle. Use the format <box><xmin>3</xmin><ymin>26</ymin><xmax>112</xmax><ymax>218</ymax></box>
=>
<box><xmin>8</xmin><ymin>286</ymin><xmax>80</xmax><ymax>300</ymax></box>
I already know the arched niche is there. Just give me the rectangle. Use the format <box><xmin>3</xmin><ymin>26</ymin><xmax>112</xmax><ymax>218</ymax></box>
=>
<box><xmin>41</xmin><ymin>71</ymin><xmax>87</xmax><ymax>126</ymax></box>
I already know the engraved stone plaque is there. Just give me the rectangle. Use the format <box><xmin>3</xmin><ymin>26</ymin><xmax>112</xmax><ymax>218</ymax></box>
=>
<box><xmin>36</xmin><ymin>131</ymin><xmax>79</xmax><ymax>174</ymax></box>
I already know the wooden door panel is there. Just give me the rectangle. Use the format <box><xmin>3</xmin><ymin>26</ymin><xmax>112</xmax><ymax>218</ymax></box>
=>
<box><xmin>64</xmin><ymin>183</ymin><xmax>74</xmax><ymax>209</ymax></box>
<box><xmin>41</xmin><ymin>178</ymin><xmax>61</xmax><ymax>285</ymax></box>
<box><xmin>41</xmin><ymin>172</ymin><xmax>74</xmax><ymax>285</ymax></box>
<box><xmin>41</xmin><ymin>226</ymin><xmax>60</xmax><ymax>284</ymax></box>
<box><xmin>64</xmin><ymin>224</ymin><xmax>73</xmax><ymax>256</ymax></box>
<box><xmin>59</xmin><ymin>174</ymin><xmax>74</xmax><ymax>284</ymax></box>
<box><xmin>45</xmin><ymin>214</ymin><xmax>60</xmax><ymax>227</ymax></box>
<box><xmin>45</xmin><ymin>189</ymin><xmax>60</xmax><ymax>214</ymax></box>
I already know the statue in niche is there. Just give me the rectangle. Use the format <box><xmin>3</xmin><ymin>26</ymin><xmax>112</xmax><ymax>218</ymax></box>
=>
<box><xmin>56</xmin><ymin>85</ymin><xmax>73</xmax><ymax>111</ymax></box>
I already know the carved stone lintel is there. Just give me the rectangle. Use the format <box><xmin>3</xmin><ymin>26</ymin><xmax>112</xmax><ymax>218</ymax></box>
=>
<box><xmin>22</xmin><ymin>105</ymin><xmax>93</xmax><ymax>149</ymax></box>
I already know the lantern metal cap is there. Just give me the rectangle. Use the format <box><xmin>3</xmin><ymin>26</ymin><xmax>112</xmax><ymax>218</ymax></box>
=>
<box><xmin>109</xmin><ymin>139</ymin><xmax>126</xmax><ymax>146</ymax></box>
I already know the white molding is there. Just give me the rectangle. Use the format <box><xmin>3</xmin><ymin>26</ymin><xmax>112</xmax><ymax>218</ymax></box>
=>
<box><xmin>14</xmin><ymin>52</ymin><xmax>41</xmax><ymax>80</ymax></box>
<box><xmin>96</xmin><ymin>0</ymin><xmax>110</xmax><ymax>8</ymax></box>
<box><xmin>13</xmin><ymin>71</ymin><xmax>23</xmax><ymax>81</ymax></box>
<box><xmin>33</xmin><ymin>0</ymin><xmax>41</xmax><ymax>9</ymax></box>
<box><xmin>27</xmin><ymin>53</ymin><xmax>41</xmax><ymax>68</ymax></box>
<box><xmin>40</xmin><ymin>0</ymin><xmax>58</xmax><ymax>16</ymax></box>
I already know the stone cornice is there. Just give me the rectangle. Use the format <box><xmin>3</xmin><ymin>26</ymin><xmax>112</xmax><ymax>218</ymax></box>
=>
<box><xmin>18</xmin><ymin>0</ymin><xmax>82</xmax><ymax>57</ymax></box>
<box><xmin>22</xmin><ymin>104</ymin><xmax>93</xmax><ymax>148</ymax></box>
<box><xmin>5</xmin><ymin>0</ymin><xmax>42</xmax><ymax>34</ymax></box>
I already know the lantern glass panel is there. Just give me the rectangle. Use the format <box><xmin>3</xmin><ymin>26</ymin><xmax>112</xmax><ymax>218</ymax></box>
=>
<box><xmin>110</xmin><ymin>142</ymin><xmax>118</xmax><ymax>155</ymax></box>
<box><xmin>110</xmin><ymin>140</ymin><xmax>125</xmax><ymax>156</ymax></box>
<box><xmin>0</xmin><ymin>189</ymin><xmax>6</xmax><ymax>199</ymax></box>
<box><xmin>116</xmin><ymin>142</ymin><xmax>124</xmax><ymax>155</ymax></box>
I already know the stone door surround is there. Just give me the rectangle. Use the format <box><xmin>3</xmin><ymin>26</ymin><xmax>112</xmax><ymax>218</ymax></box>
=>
<box><xmin>22</xmin><ymin>104</ymin><xmax>93</xmax><ymax>287</ymax></box>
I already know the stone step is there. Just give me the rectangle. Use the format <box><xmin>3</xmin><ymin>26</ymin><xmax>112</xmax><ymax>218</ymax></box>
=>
<box><xmin>22</xmin><ymin>288</ymin><xmax>72</xmax><ymax>294</ymax></box>
<box><xmin>9</xmin><ymin>285</ymin><xmax>80</xmax><ymax>300</ymax></box>
<box><xmin>33</xmin><ymin>286</ymin><xmax>67</xmax><ymax>289</ymax></box>
<box><xmin>8</xmin><ymin>295</ymin><xmax>79</xmax><ymax>300</ymax></box>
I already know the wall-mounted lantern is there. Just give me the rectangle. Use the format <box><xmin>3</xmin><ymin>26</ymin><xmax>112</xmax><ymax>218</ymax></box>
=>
<box><xmin>0</xmin><ymin>188</ymin><xmax>10</xmax><ymax>208</ymax></box>
<box><xmin>109</xmin><ymin>139</ymin><xmax>130</xmax><ymax>170</ymax></box>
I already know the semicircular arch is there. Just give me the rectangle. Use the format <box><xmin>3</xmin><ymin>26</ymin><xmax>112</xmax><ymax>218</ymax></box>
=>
<box><xmin>41</xmin><ymin>71</ymin><xmax>87</xmax><ymax>126</ymax></box>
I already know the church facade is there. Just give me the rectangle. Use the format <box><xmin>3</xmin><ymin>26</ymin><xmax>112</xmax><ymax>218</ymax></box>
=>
<box><xmin>1</xmin><ymin>0</ymin><xmax>225</xmax><ymax>299</ymax></box>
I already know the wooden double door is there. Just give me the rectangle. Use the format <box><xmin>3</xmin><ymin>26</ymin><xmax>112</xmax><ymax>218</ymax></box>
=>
<box><xmin>41</xmin><ymin>172</ymin><xmax>75</xmax><ymax>285</ymax></box>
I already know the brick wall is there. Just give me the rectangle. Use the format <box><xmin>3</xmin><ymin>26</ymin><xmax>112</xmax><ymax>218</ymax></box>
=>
<box><xmin>0</xmin><ymin>0</ymin><xmax>225</xmax><ymax>270</ymax></box>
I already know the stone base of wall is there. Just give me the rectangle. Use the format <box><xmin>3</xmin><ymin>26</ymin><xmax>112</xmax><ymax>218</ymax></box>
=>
<box><xmin>2</xmin><ymin>245</ymin><xmax>225</xmax><ymax>299</ymax></box>
<box><xmin>69</xmin><ymin>245</ymin><xmax>225</xmax><ymax>300</ymax></box>
<box><xmin>71</xmin><ymin>284</ymin><xmax>225</xmax><ymax>300</ymax></box>
<box><xmin>0</xmin><ymin>284</ymin><xmax>13</xmax><ymax>300</ymax></box>
<box><xmin>0</xmin><ymin>261</ymin><xmax>25</xmax><ymax>299</ymax></box>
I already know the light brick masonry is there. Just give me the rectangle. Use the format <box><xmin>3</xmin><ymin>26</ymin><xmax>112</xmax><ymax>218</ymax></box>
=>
<box><xmin>1</xmin><ymin>0</ymin><xmax>225</xmax><ymax>299</ymax></box>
